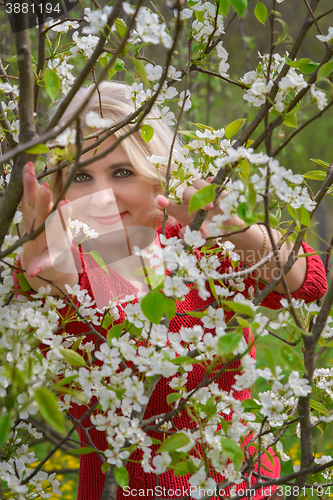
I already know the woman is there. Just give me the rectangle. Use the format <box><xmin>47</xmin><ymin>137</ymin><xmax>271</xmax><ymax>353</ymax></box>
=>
<box><xmin>16</xmin><ymin>82</ymin><xmax>327</xmax><ymax>500</ymax></box>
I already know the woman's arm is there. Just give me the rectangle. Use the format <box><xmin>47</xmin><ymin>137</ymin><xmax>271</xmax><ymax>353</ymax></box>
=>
<box><xmin>20</xmin><ymin>162</ymin><xmax>78</xmax><ymax>296</ymax></box>
<box><xmin>154</xmin><ymin>179</ymin><xmax>308</xmax><ymax>295</ymax></box>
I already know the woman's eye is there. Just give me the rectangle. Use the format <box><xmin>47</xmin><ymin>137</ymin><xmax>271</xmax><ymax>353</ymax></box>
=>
<box><xmin>114</xmin><ymin>169</ymin><xmax>133</xmax><ymax>178</ymax></box>
<box><xmin>74</xmin><ymin>173</ymin><xmax>90</xmax><ymax>182</ymax></box>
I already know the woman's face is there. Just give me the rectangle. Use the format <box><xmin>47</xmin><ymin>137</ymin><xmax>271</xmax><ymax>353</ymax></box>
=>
<box><xmin>65</xmin><ymin>135</ymin><xmax>158</xmax><ymax>243</ymax></box>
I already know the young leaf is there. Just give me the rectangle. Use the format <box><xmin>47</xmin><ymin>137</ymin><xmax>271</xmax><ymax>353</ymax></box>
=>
<box><xmin>34</xmin><ymin>387</ymin><xmax>66</xmax><ymax>434</ymax></box>
<box><xmin>310</xmin><ymin>399</ymin><xmax>328</xmax><ymax>416</ymax></box>
<box><xmin>264</xmin><ymin>347</ymin><xmax>276</xmax><ymax>376</ymax></box>
<box><xmin>225</xmin><ymin>118</ymin><xmax>246</xmax><ymax>139</ymax></box>
<box><xmin>16</xmin><ymin>272</ymin><xmax>31</xmax><ymax>292</ymax></box>
<box><xmin>114</xmin><ymin>466</ymin><xmax>129</xmax><ymax>488</ymax></box>
<box><xmin>221</xmin><ymin>438</ymin><xmax>244</xmax><ymax>471</ymax></box>
<box><xmin>164</xmin><ymin>298</ymin><xmax>176</xmax><ymax>320</ymax></box>
<box><xmin>115</xmin><ymin>18</ymin><xmax>127</xmax><ymax>38</ymax></box>
<box><xmin>0</xmin><ymin>414</ymin><xmax>12</xmax><ymax>447</ymax></box>
<box><xmin>317</xmin><ymin>61</ymin><xmax>333</xmax><ymax>81</ymax></box>
<box><xmin>106</xmin><ymin>324</ymin><xmax>123</xmax><ymax>345</ymax></box>
<box><xmin>141</xmin><ymin>291</ymin><xmax>165</xmax><ymax>324</ymax></box>
<box><xmin>141</xmin><ymin>124</ymin><xmax>154</xmax><ymax>143</ymax></box>
<box><xmin>167</xmin><ymin>393</ymin><xmax>182</xmax><ymax>405</ymax></box>
<box><xmin>287</xmin><ymin>58</ymin><xmax>319</xmax><ymax>74</ymax></box>
<box><xmin>229</xmin><ymin>0</ymin><xmax>247</xmax><ymax>17</ymax></box>
<box><xmin>45</xmin><ymin>68</ymin><xmax>60</xmax><ymax>102</ymax></box>
<box><xmin>217</xmin><ymin>332</ymin><xmax>243</xmax><ymax>355</ymax></box>
<box><xmin>59</xmin><ymin>348</ymin><xmax>86</xmax><ymax>367</ymax></box>
<box><xmin>303</xmin><ymin>170</ymin><xmax>326</xmax><ymax>181</ymax></box>
<box><xmin>283</xmin><ymin>111</ymin><xmax>298</xmax><ymax>129</ymax></box>
<box><xmin>188</xmin><ymin>184</ymin><xmax>216</xmax><ymax>214</ymax></box>
<box><xmin>25</xmin><ymin>144</ymin><xmax>50</xmax><ymax>154</ymax></box>
<box><xmin>223</xmin><ymin>301</ymin><xmax>255</xmax><ymax>317</ymax></box>
<box><xmin>219</xmin><ymin>0</ymin><xmax>231</xmax><ymax>16</ymax></box>
<box><xmin>89</xmin><ymin>251</ymin><xmax>110</xmax><ymax>276</ymax></box>
<box><xmin>158</xmin><ymin>433</ymin><xmax>191</xmax><ymax>453</ymax></box>
<box><xmin>310</xmin><ymin>158</ymin><xmax>330</xmax><ymax>168</ymax></box>
<box><xmin>254</xmin><ymin>2</ymin><xmax>267</xmax><ymax>25</ymax></box>
<box><xmin>101</xmin><ymin>462</ymin><xmax>110</xmax><ymax>473</ymax></box>
<box><xmin>115</xmin><ymin>58</ymin><xmax>125</xmax><ymax>72</ymax></box>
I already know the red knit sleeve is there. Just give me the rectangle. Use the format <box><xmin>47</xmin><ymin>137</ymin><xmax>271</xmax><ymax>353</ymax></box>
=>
<box><xmin>258</xmin><ymin>241</ymin><xmax>327</xmax><ymax>309</ymax></box>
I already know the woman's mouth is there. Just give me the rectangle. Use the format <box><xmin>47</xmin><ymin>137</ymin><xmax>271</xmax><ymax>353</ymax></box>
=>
<box><xmin>91</xmin><ymin>211</ymin><xmax>128</xmax><ymax>225</ymax></box>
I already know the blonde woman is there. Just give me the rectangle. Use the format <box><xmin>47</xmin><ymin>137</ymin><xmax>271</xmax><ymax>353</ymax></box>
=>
<box><xmin>16</xmin><ymin>82</ymin><xmax>327</xmax><ymax>500</ymax></box>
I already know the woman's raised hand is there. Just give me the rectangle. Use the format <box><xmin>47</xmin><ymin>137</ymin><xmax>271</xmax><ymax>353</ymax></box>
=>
<box><xmin>20</xmin><ymin>162</ymin><xmax>74</xmax><ymax>282</ymax></box>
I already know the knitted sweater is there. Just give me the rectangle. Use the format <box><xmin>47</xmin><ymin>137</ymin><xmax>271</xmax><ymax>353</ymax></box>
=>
<box><xmin>14</xmin><ymin>225</ymin><xmax>327</xmax><ymax>500</ymax></box>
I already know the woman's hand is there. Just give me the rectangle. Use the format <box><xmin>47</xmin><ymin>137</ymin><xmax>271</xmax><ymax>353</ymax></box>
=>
<box><xmin>154</xmin><ymin>178</ymin><xmax>244</xmax><ymax>239</ymax></box>
<box><xmin>20</xmin><ymin>162</ymin><xmax>76</xmax><ymax>285</ymax></box>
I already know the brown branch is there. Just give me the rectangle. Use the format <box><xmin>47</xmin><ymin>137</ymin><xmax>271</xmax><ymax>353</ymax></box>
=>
<box><xmin>34</xmin><ymin>7</ymin><xmax>46</xmax><ymax>113</ymax></box>
<box><xmin>325</xmin><ymin>234</ymin><xmax>333</xmax><ymax>276</ymax></box>
<box><xmin>190</xmin><ymin>65</ymin><xmax>249</xmax><ymax>90</ymax></box>
<box><xmin>0</xmin><ymin>15</ymin><xmax>37</xmax><ymax>251</ymax></box>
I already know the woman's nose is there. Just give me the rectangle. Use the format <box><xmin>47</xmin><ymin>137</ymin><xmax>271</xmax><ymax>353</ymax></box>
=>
<box><xmin>90</xmin><ymin>188</ymin><xmax>117</xmax><ymax>208</ymax></box>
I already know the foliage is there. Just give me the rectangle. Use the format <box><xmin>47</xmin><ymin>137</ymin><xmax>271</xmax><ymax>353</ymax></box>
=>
<box><xmin>0</xmin><ymin>0</ymin><xmax>333</xmax><ymax>499</ymax></box>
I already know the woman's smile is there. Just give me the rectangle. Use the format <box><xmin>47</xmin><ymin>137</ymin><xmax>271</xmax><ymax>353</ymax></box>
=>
<box><xmin>90</xmin><ymin>211</ymin><xmax>128</xmax><ymax>226</ymax></box>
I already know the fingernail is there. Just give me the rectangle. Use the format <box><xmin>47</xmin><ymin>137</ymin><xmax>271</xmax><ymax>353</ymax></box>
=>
<box><xmin>207</xmin><ymin>177</ymin><xmax>214</xmax><ymax>181</ymax></box>
<box><xmin>157</xmin><ymin>196</ymin><xmax>168</xmax><ymax>208</ymax></box>
<box><xmin>205</xmin><ymin>203</ymin><xmax>214</xmax><ymax>210</ymax></box>
<box><xmin>43</xmin><ymin>182</ymin><xmax>50</xmax><ymax>189</ymax></box>
<box><xmin>27</xmin><ymin>162</ymin><xmax>34</xmax><ymax>168</ymax></box>
<box><xmin>30</xmin><ymin>268</ymin><xmax>41</xmax><ymax>278</ymax></box>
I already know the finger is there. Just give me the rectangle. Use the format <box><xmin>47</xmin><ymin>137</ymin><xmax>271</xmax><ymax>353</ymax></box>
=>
<box><xmin>154</xmin><ymin>195</ymin><xmax>184</xmax><ymax>220</ymax></box>
<box><xmin>191</xmin><ymin>179</ymin><xmax>211</xmax><ymax>190</ymax></box>
<box><xmin>21</xmin><ymin>163</ymin><xmax>38</xmax><ymax>212</ymax></box>
<box><xmin>34</xmin><ymin>182</ymin><xmax>53</xmax><ymax>226</ymax></box>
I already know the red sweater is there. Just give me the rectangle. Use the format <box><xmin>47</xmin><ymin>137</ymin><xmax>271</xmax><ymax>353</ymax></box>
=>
<box><xmin>14</xmin><ymin>225</ymin><xmax>327</xmax><ymax>500</ymax></box>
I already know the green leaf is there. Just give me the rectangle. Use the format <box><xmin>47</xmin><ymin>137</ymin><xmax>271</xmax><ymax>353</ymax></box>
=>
<box><xmin>158</xmin><ymin>433</ymin><xmax>191</xmax><ymax>453</ymax></box>
<box><xmin>300</xmin><ymin>206</ymin><xmax>311</xmax><ymax>227</ymax></box>
<box><xmin>229</xmin><ymin>0</ymin><xmax>247</xmax><ymax>17</ymax></box>
<box><xmin>255</xmin><ymin>212</ymin><xmax>279</xmax><ymax>226</ymax></box>
<box><xmin>170</xmin><ymin>356</ymin><xmax>193</xmax><ymax>365</ymax></box>
<box><xmin>115</xmin><ymin>58</ymin><xmax>125</xmax><ymax>72</ymax></box>
<box><xmin>101</xmin><ymin>461</ymin><xmax>110</xmax><ymax>473</ymax></box>
<box><xmin>141</xmin><ymin>291</ymin><xmax>165</xmax><ymax>324</ymax></box>
<box><xmin>59</xmin><ymin>348</ymin><xmax>86</xmax><ymax>367</ymax></box>
<box><xmin>241</xmin><ymin>399</ymin><xmax>261</xmax><ymax>410</ymax></box>
<box><xmin>236</xmin><ymin>158</ymin><xmax>250</xmax><ymax>180</ymax></box>
<box><xmin>114</xmin><ymin>466</ymin><xmax>129</xmax><ymax>488</ymax></box>
<box><xmin>280</xmin><ymin>345</ymin><xmax>304</xmax><ymax>373</ymax></box>
<box><xmin>164</xmin><ymin>298</ymin><xmax>176</xmax><ymax>320</ymax></box>
<box><xmin>317</xmin><ymin>61</ymin><xmax>333</xmax><ymax>80</ymax></box>
<box><xmin>224</xmin><ymin>300</ymin><xmax>255</xmax><ymax>317</ymax></box>
<box><xmin>53</xmin><ymin>374</ymin><xmax>78</xmax><ymax>389</ymax></box>
<box><xmin>303</xmin><ymin>170</ymin><xmax>326</xmax><ymax>180</ymax></box>
<box><xmin>131</xmin><ymin>57</ymin><xmax>149</xmax><ymax>86</ymax></box>
<box><xmin>244</xmin><ymin>182</ymin><xmax>257</xmax><ymax>210</ymax></box>
<box><xmin>34</xmin><ymin>387</ymin><xmax>65</xmax><ymax>434</ymax></box>
<box><xmin>89</xmin><ymin>251</ymin><xmax>109</xmax><ymax>276</ymax></box>
<box><xmin>217</xmin><ymin>332</ymin><xmax>243</xmax><ymax>355</ymax></box>
<box><xmin>188</xmin><ymin>184</ymin><xmax>216</xmax><ymax>214</ymax></box>
<box><xmin>310</xmin><ymin>399</ymin><xmax>327</xmax><ymax>416</ymax></box>
<box><xmin>25</xmin><ymin>143</ymin><xmax>50</xmax><ymax>154</ymax></box>
<box><xmin>283</xmin><ymin>111</ymin><xmax>298</xmax><ymax>129</ymax></box>
<box><xmin>221</xmin><ymin>438</ymin><xmax>244</xmax><ymax>471</ymax></box>
<box><xmin>68</xmin><ymin>446</ymin><xmax>96</xmax><ymax>455</ymax></box>
<box><xmin>237</xmin><ymin>202</ymin><xmax>257</xmax><ymax>224</ymax></box>
<box><xmin>5</xmin><ymin>55</ymin><xmax>17</xmax><ymax>62</ymax></box>
<box><xmin>0</xmin><ymin>413</ymin><xmax>12</xmax><ymax>447</ymax></box>
<box><xmin>141</xmin><ymin>124</ymin><xmax>154</xmax><ymax>144</ymax></box>
<box><xmin>219</xmin><ymin>0</ymin><xmax>231</xmax><ymax>16</ymax></box>
<box><xmin>45</xmin><ymin>68</ymin><xmax>60</xmax><ymax>102</ymax></box>
<box><xmin>287</xmin><ymin>58</ymin><xmax>319</xmax><ymax>74</ymax></box>
<box><xmin>173</xmin><ymin>460</ymin><xmax>191</xmax><ymax>476</ymax></box>
<box><xmin>310</xmin><ymin>158</ymin><xmax>330</xmax><ymax>168</ymax></box>
<box><xmin>254</xmin><ymin>2</ymin><xmax>267</xmax><ymax>25</ymax></box>
<box><xmin>167</xmin><ymin>393</ymin><xmax>182</xmax><ymax>405</ymax></box>
<box><xmin>225</xmin><ymin>118</ymin><xmax>246</xmax><ymax>139</ymax></box>
<box><xmin>115</xmin><ymin>18</ymin><xmax>127</xmax><ymax>38</ymax></box>
<box><xmin>106</xmin><ymin>324</ymin><xmax>123</xmax><ymax>345</ymax></box>
<box><xmin>16</xmin><ymin>272</ymin><xmax>31</xmax><ymax>292</ymax></box>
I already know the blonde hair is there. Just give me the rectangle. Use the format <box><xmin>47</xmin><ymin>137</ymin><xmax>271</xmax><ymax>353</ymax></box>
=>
<box><xmin>50</xmin><ymin>81</ymin><xmax>179</xmax><ymax>202</ymax></box>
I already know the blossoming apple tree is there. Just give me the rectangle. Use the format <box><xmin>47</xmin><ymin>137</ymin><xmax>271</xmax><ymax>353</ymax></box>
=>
<box><xmin>0</xmin><ymin>0</ymin><xmax>333</xmax><ymax>499</ymax></box>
